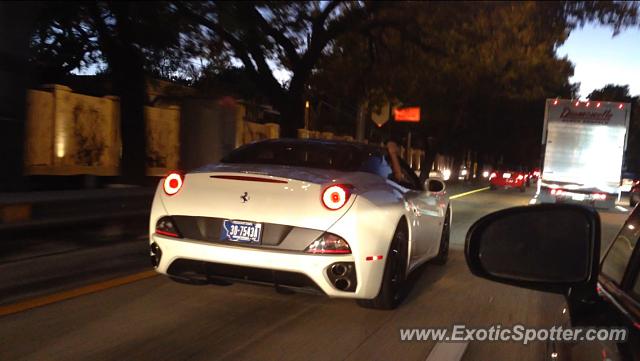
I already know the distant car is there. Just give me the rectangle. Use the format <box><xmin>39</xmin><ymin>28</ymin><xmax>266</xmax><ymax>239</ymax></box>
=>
<box><xmin>528</xmin><ymin>168</ymin><xmax>541</xmax><ymax>183</ymax></box>
<box><xmin>489</xmin><ymin>170</ymin><xmax>527</xmax><ymax>192</ymax></box>
<box><xmin>465</xmin><ymin>203</ymin><xmax>640</xmax><ymax>361</ymax></box>
<box><xmin>149</xmin><ymin>139</ymin><xmax>451</xmax><ymax>310</ymax></box>
<box><xmin>630</xmin><ymin>181</ymin><xmax>640</xmax><ymax>207</ymax></box>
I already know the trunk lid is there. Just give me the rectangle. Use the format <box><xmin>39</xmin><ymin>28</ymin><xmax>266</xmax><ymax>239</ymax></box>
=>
<box><xmin>161</xmin><ymin>164</ymin><xmax>356</xmax><ymax>231</ymax></box>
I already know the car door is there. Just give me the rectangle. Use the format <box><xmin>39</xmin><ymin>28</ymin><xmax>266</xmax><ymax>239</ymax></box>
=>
<box><xmin>395</xmin><ymin>158</ymin><xmax>441</xmax><ymax>261</ymax></box>
<box><xmin>569</xmin><ymin>207</ymin><xmax>640</xmax><ymax>361</ymax></box>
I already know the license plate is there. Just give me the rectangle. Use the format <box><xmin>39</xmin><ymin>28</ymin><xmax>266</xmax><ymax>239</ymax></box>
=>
<box><xmin>221</xmin><ymin>220</ymin><xmax>262</xmax><ymax>244</ymax></box>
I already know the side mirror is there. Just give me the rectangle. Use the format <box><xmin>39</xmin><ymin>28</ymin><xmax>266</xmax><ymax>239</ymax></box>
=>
<box><xmin>427</xmin><ymin>178</ymin><xmax>445</xmax><ymax>193</ymax></box>
<box><xmin>465</xmin><ymin>204</ymin><xmax>600</xmax><ymax>294</ymax></box>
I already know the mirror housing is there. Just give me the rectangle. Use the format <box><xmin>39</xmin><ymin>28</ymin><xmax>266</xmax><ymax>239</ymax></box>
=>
<box><xmin>427</xmin><ymin>178</ymin><xmax>445</xmax><ymax>193</ymax></box>
<box><xmin>465</xmin><ymin>204</ymin><xmax>600</xmax><ymax>294</ymax></box>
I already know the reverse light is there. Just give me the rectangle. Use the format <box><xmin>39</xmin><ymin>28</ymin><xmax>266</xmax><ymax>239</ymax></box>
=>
<box><xmin>322</xmin><ymin>184</ymin><xmax>351</xmax><ymax>210</ymax></box>
<box><xmin>305</xmin><ymin>233</ymin><xmax>351</xmax><ymax>254</ymax></box>
<box><xmin>155</xmin><ymin>216</ymin><xmax>182</xmax><ymax>238</ymax></box>
<box><xmin>163</xmin><ymin>171</ymin><xmax>184</xmax><ymax>195</ymax></box>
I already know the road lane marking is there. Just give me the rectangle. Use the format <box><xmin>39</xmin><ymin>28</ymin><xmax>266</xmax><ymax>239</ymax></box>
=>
<box><xmin>0</xmin><ymin>270</ymin><xmax>158</xmax><ymax>317</ymax></box>
<box><xmin>425</xmin><ymin>342</ymin><xmax>469</xmax><ymax>361</ymax></box>
<box><xmin>450</xmin><ymin>187</ymin><xmax>490</xmax><ymax>200</ymax></box>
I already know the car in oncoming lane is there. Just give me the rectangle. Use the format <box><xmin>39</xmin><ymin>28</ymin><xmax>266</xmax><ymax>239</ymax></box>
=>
<box><xmin>149</xmin><ymin>139</ymin><xmax>451</xmax><ymax>309</ymax></box>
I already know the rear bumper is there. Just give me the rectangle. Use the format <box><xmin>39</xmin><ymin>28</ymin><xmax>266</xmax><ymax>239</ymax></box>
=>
<box><xmin>151</xmin><ymin>234</ymin><xmax>369</xmax><ymax>298</ymax></box>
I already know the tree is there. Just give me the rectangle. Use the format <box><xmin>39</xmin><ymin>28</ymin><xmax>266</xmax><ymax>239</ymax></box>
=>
<box><xmin>176</xmin><ymin>1</ymin><xmax>394</xmax><ymax>137</ymax></box>
<box><xmin>310</xmin><ymin>1</ymin><xmax>639</xmax><ymax>173</ymax></box>
<box><xmin>30</xmin><ymin>1</ymin><xmax>200</xmax><ymax>183</ymax></box>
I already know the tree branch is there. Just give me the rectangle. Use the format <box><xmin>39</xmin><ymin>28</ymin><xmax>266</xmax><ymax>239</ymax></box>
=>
<box><xmin>251</xmin><ymin>7</ymin><xmax>300</xmax><ymax>65</ymax></box>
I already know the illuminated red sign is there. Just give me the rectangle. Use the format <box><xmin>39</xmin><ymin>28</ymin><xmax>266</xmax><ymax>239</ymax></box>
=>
<box><xmin>393</xmin><ymin>107</ymin><xmax>421</xmax><ymax>122</ymax></box>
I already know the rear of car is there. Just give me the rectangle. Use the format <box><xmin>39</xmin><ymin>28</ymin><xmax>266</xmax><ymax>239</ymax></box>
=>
<box><xmin>489</xmin><ymin>170</ymin><xmax>527</xmax><ymax>192</ymax></box>
<box><xmin>148</xmin><ymin>140</ymin><xmax>394</xmax><ymax>299</ymax></box>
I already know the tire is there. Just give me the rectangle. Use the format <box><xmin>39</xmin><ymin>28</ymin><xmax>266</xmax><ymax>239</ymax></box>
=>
<box><xmin>490</xmin><ymin>184</ymin><xmax>497</xmax><ymax>190</ymax></box>
<box><xmin>357</xmin><ymin>221</ymin><xmax>408</xmax><ymax>310</ymax></box>
<box><xmin>432</xmin><ymin>207</ymin><xmax>450</xmax><ymax>265</ymax></box>
<box><xmin>519</xmin><ymin>185</ymin><xmax>526</xmax><ymax>192</ymax></box>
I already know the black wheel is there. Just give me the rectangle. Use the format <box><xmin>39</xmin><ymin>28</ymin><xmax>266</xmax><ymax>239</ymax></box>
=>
<box><xmin>432</xmin><ymin>207</ymin><xmax>450</xmax><ymax>265</ymax></box>
<box><xmin>357</xmin><ymin>221</ymin><xmax>408</xmax><ymax>310</ymax></box>
<box><xmin>490</xmin><ymin>184</ymin><xmax>497</xmax><ymax>190</ymax></box>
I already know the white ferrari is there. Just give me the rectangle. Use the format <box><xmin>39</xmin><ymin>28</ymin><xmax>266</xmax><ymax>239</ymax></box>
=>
<box><xmin>149</xmin><ymin>139</ymin><xmax>451</xmax><ymax>309</ymax></box>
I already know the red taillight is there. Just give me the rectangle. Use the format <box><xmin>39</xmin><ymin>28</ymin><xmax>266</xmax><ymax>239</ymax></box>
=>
<box><xmin>163</xmin><ymin>171</ymin><xmax>184</xmax><ymax>195</ymax></box>
<box><xmin>489</xmin><ymin>172</ymin><xmax>496</xmax><ymax>179</ymax></box>
<box><xmin>322</xmin><ymin>184</ymin><xmax>351</xmax><ymax>210</ymax></box>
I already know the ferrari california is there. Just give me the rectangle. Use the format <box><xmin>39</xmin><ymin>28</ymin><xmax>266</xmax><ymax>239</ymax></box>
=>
<box><xmin>149</xmin><ymin>139</ymin><xmax>451</xmax><ymax>309</ymax></box>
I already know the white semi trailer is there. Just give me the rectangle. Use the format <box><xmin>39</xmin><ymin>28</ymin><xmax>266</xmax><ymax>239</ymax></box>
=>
<box><xmin>534</xmin><ymin>98</ymin><xmax>631</xmax><ymax>209</ymax></box>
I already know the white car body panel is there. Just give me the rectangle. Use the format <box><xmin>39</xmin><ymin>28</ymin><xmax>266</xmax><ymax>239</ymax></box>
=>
<box><xmin>149</xmin><ymin>145</ymin><xmax>450</xmax><ymax>300</ymax></box>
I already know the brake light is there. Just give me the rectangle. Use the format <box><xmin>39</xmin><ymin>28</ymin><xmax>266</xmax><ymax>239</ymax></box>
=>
<box><xmin>489</xmin><ymin>172</ymin><xmax>496</xmax><ymax>179</ymax></box>
<box><xmin>305</xmin><ymin>233</ymin><xmax>351</xmax><ymax>254</ymax></box>
<box><xmin>517</xmin><ymin>175</ymin><xmax>524</xmax><ymax>180</ymax></box>
<box><xmin>594</xmin><ymin>193</ymin><xmax>607</xmax><ymax>200</ymax></box>
<box><xmin>155</xmin><ymin>216</ymin><xmax>182</xmax><ymax>238</ymax></box>
<box><xmin>322</xmin><ymin>184</ymin><xmax>351</xmax><ymax>210</ymax></box>
<box><xmin>163</xmin><ymin>171</ymin><xmax>184</xmax><ymax>195</ymax></box>
<box><xmin>551</xmin><ymin>189</ymin><xmax>565</xmax><ymax>196</ymax></box>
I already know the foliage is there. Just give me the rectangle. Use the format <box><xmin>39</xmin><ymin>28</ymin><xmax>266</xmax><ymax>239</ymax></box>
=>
<box><xmin>311</xmin><ymin>1</ymin><xmax>638</xmax><ymax>168</ymax></box>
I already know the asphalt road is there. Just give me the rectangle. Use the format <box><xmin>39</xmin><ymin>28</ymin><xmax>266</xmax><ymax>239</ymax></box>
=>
<box><xmin>0</xmin><ymin>185</ymin><xmax>630</xmax><ymax>361</ymax></box>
